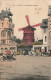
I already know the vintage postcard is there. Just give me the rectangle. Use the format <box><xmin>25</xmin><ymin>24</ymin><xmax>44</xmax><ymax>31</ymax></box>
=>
<box><xmin>0</xmin><ymin>0</ymin><xmax>51</xmax><ymax>80</ymax></box>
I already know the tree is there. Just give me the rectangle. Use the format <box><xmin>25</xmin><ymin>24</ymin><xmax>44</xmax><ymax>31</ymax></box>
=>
<box><xmin>16</xmin><ymin>39</ymin><xmax>22</xmax><ymax>44</ymax></box>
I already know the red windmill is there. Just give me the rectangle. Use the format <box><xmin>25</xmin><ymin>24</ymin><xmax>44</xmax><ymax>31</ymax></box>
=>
<box><xmin>18</xmin><ymin>15</ymin><xmax>41</xmax><ymax>45</ymax></box>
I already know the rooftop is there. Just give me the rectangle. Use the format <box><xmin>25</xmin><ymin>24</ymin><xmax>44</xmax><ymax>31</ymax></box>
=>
<box><xmin>23</xmin><ymin>25</ymin><xmax>36</xmax><ymax>31</ymax></box>
<box><xmin>40</xmin><ymin>19</ymin><xmax>48</xmax><ymax>28</ymax></box>
<box><xmin>0</xmin><ymin>8</ymin><xmax>13</xmax><ymax>20</ymax></box>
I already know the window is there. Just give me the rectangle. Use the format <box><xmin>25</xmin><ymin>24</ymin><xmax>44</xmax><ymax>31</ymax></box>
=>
<box><xmin>49</xmin><ymin>31</ymin><xmax>51</xmax><ymax>36</ymax></box>
<box><xmin>1</xmin><ymin>30</ymin><xmax>6</xmax><ymax>37</ymax></box>
<box><xmin>49</xmin><ymin>17</ymin><xmax>51</xmax><ymax>21</ymax></box>
<box><xmin>48</xmin><ymin>25</ymin><xmax>50</xmax><ymax>28</ymax></box>
<box><xmin>5</xmin><ymin>48</ymin><xmax>7</xmax><ymax>52</ymax></box>
<box><xmin>1</xmin><ymin>48</ymin><xmax>3</xmax><ymax>53</ymax></box>
<box><xmin>44</xmin><ymin>29</ymin><xmax>46</xmax><ymax>33</ymax></box>
<box><xmin>1</xmin><ymin>40</ymin><xmax>6</xmax><ymax>44</ymax></box>
<box><xmin>2</xmin><ymin>23</ymin><xmax>3</xmax><ymax>26</ymax></box>
<box><xmin>1</xmin><ymin>48</ymin><xmax>3</xmax><ymax>50</ymax></box>
<box><xmin>7</xmin><ymin>31</ymin><xmax>11</xmax><ymax>39</ymax></box>
<box><xmin>45</xmin><ymin>47</ymin><xmax>47</xmax><ymax>52</ymax></box>
<box><xmin>9</xmin><ymin>40</ymin><xmax>11</xmax><ymax>44</ymax></box>
<box><xmin>49</xmin><ymin>24</ymin><xmax>51</xmax><ymax>28</ymax></box>
<box><xmin>9</xmin><ymin>23</ymin><xmax>11</xmax><ymax>27</ymax></box>
<box><xmin>45</xmin><ymin>36</ymin><xmax>47</xmax><ymax>42</ymax></box>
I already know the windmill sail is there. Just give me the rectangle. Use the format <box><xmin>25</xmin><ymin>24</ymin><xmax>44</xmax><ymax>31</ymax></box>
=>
<box><xmin>32</xmin><ymin>23</ymin><xmax>41</xmax><ymax>27</ymax></box>
<box><xmin>25</xmin><ymin>15</ymin><xmax>30</xmax><ymax>25</ymax></box>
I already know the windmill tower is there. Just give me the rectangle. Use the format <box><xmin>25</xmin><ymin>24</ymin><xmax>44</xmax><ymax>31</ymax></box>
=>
<box><xmin>18</xmin><ymin>15</ymin><xmax>41</xmax><ymax>45</ymax></box>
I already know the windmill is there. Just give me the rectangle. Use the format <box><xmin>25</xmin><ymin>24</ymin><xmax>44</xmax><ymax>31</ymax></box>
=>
<box><xmin>18</xmin><ymin>15</ymin><xmax>41</xmax><ymax>45</ymax></box>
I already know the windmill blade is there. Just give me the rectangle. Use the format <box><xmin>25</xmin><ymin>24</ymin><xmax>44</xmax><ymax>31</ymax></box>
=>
<box><xmin>18</xmin><ymin>23</ymin><xmax>41</xmax><ymax>31</ymax></box>
<box><xmin>32</xmin><ymin>23</ymin><xmax>41</xmax><ymax>27</ymax></box>
<box><xmin>18</xmin><ymin>27</ymin><xmax>25</xmax><ymax>31</ymax></box>
<box><xmin>25</xmin><ymin>15</ymin><xmax>30</xmax><ymax>26</ymax></box>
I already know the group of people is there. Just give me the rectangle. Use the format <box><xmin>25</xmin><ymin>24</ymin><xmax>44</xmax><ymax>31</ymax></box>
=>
<box><xmin>3</xmin><ymin>49</ymin><xmax>49</xmax><ymax>57</ymax></box>
<box><xmin>1</xmin><ymin>49</ymin><xmax>50</xmax><ymax>62</ymax></box>
<box><xmin>35</xmin><ymin>49</ymin><xmax>49</xmax><ymax>56</ymax></box>
<box><xmin>2</xmin><ymin>50</ymin><xmax>14</xmax><ymax>60</ymax></box>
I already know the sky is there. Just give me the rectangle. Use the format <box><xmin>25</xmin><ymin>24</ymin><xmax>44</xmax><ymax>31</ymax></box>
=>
<box><xmin>0</xmin><ymin>0</ymin><xmax>51</xmax><ymax>41</ymax></box>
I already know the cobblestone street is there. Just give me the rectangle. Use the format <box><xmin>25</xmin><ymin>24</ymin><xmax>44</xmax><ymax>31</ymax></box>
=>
<box><xmin>0</xmin><ymin>55</ymin><xmax>51</xmax><ymax>80</ymax></box>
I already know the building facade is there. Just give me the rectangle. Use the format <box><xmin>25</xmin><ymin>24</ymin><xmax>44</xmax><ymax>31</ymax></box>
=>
<box><xmin>33</xmin><ymin>6</ymin><xmax>51</xmax><ymax>53</ymax></box>
<box><xmin>48</xmin><ymin>6</ymin><xmax>51</xmax><ymax>51</ymax></box>
<box><xmin>33</xmin><ymin>19</ymin><xmax>48</xmax><ymax>53</ymax></box>
<box><xmin>40</xmin><ymin>19</ymin><xmax>48</xmax><ymax>52</ymax></box>
<box><xmin>41</xmin><ymin>19</ymin><xmax>48</xmax><ymax>45</ymax></box>
<box><xmin>0</xmin><ymin>9</ymin><xmax>17</xmax><ymax>54</ymax></box>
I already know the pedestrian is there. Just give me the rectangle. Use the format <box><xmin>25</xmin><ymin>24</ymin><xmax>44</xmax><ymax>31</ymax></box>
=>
<box><xmin>31</xmin><ymin>50</ymin><xmax>34</xmax><ymax>55</ymax></box>
<box><xmin>16</xmin><ymin>51</ymin><xmax>17</xmax><ymax>55</ymax></box>
<box><xmin>7</xmin><ymin>50</ymin><xmax>11</xmax><ymax>60</ymax></box>
<box><xmin>11</xmin><ymin>51</ymin><xmax>14</xmax><ymax>56</ymax></box>
<box><xmin>3</xmin><ymin>52</ymin><xmax>6</xmax><ymax>60</ymax></box>
<box><xmin>23</xmin><ymin>50</ymin><xmax>25</xmax><ymax>55</ymax></box>
<box><xmin>36</xmin><ymin>49</ymin><xmax>39</xmax><ymax>56</ymax></box>
<box><xmin>41</xmin><ymin>49</ymin><xmax>45</xmax><ymax>56</ymax></box>
<box><xmin>37</xmin><ymin>49</ymin><xmax>39</xmax><ymax>55</ymax></box>
<box><xmin>49</xmin><ymin>50</ymin><xmax>51</xmax><ymax>56</ymax></box>
<box><xmin>13</xmin><ymin>51</ymin><xmax>15</xmax><ymax>55</ymax></box>
<box><xmin>20</xmin><ymin>50</ymin><xmax>22</xmax><ymax>55</ymax></box>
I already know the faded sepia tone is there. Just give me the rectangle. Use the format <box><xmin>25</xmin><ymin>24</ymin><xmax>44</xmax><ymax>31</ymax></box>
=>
<box><xmin>0</xmin><ymin>0</ymin><xmax>51</xmax><ymax>80</ymax></box>
<box><xmin>0</xmin><ymin>0</ymin><xmax>49</xmax><ymax>40</ymax></box>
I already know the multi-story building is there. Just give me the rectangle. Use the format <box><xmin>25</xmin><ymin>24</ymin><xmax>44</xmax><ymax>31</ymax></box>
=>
<box><xmin>33</xmin><ymin>19</ymin><xmax>48</xmax><ymax>53</ymax></box>
<box><xmin>33</xmin><ymin>6</ymin><xmax>51</xmax><ymax>53</ymax></box>
<box><xmin>48</xmin><ymin>5</ymin><xmax>51</xmax><ymax>52</ymax></box>
<box><xmin>40</xmin><ymin>19</ymin><xmax>48</xmax><ymax>52</ymax></box>
<box><xmin>41</xmin><ymin>19</ymin><xmax>48</xmax><ymax>45</ymax></box>
<box><xmin>0</xmin><ymin>8</ymin><xmax>17</xmax><ymax>54</ymax></box>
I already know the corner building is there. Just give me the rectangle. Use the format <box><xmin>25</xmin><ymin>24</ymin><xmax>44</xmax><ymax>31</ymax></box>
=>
<box><xmin>0</xmin><ymin>9</ymin><xmax>17</xmax><ymax>54</ymax></box>
<box><xmin>48</xmin><ymin>6</ymin><xmax>51</xmax><ymax>52</ymax></box>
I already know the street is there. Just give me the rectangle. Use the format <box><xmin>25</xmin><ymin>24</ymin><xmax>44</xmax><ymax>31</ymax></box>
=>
<box><xmin>0</xmin><ymin>55</ymin><xmax>51</xmax><ymax>80</ymax></box>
